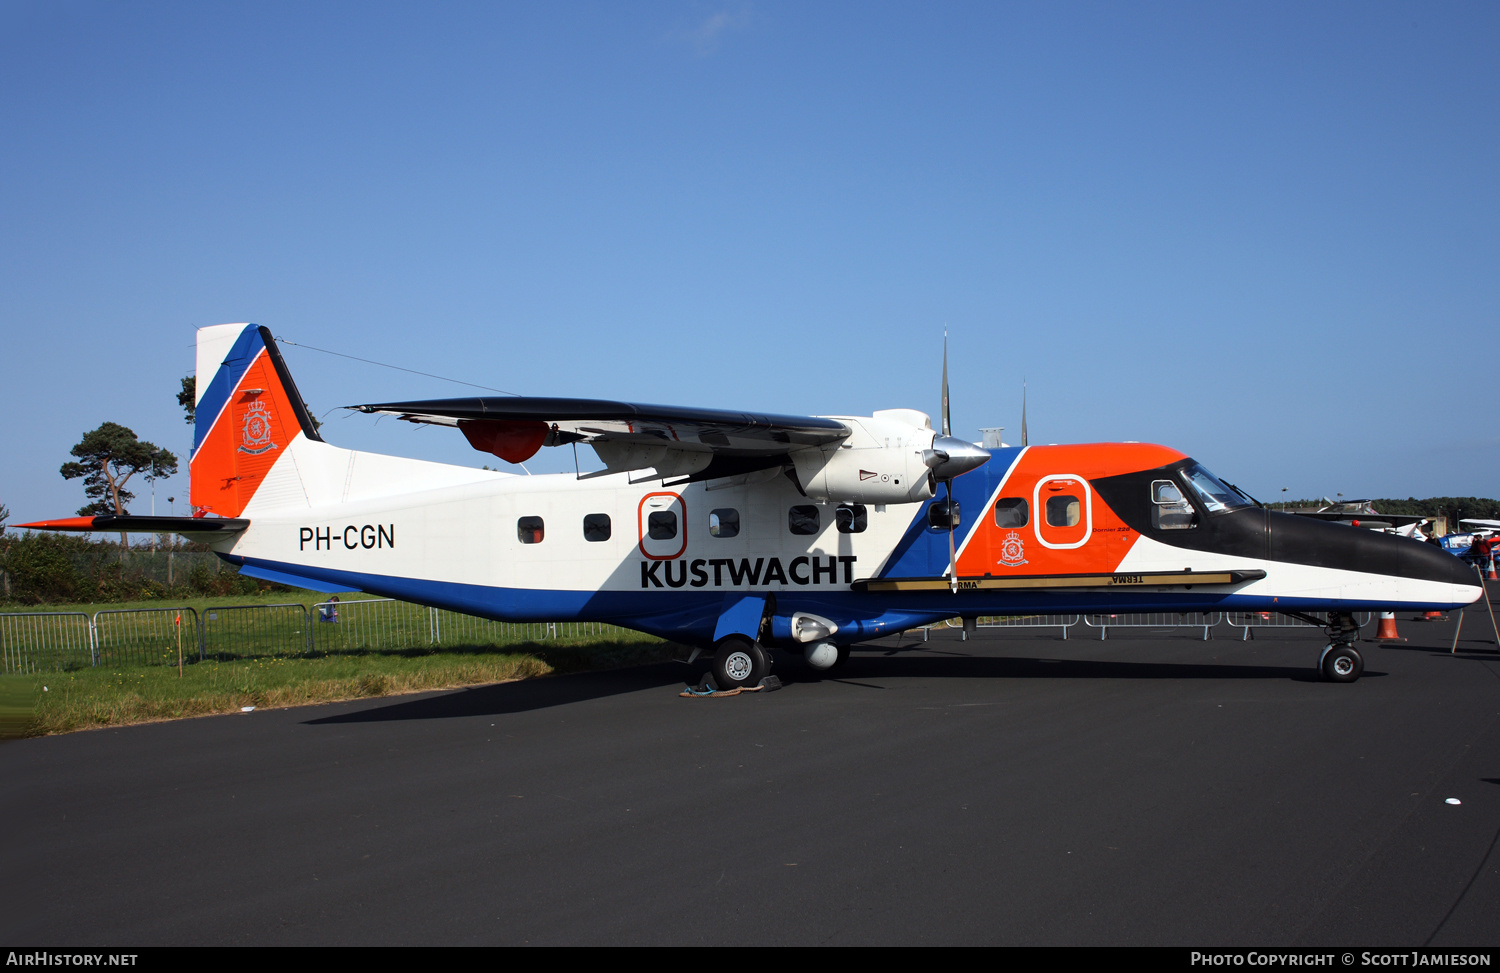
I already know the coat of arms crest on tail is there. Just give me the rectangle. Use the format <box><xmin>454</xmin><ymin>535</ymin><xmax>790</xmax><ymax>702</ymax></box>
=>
<box><xmin>238</xmin><ymin>399</ymin><xmax>279</xmax><ymax>455</ymax></box>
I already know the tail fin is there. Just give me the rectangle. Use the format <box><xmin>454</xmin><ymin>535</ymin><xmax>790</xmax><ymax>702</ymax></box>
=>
<box><xmin>190</xmin><ymin>324</ymin><xmax>322</xmax><ymax>518</ymax></box>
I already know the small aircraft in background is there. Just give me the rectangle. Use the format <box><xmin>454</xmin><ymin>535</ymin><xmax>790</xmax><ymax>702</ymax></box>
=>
<box><xmin>1458</xmin><ymin>518</ymin><xmax>1500</xmax><ymax>539</ymax></box>
<box><xmin>1440</xmin><ymin>519</ymin><xmax>1500</xmax><ymax>559</ymax></box>
<box><xmin>23</xmin><ymin>324</ymin><xmax>1482</xmax><ymax>686</ymax></box>
<box><xmin>1291</xmin><ymin>499</ymin><xmax>1426</xmax><ymax>533</ymax></box>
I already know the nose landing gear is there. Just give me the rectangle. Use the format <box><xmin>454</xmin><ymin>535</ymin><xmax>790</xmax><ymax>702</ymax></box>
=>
<box><xmin>1319</xmin><ymin>613</ymin><xmax>1364</xmax><ymax>682</ymax></box>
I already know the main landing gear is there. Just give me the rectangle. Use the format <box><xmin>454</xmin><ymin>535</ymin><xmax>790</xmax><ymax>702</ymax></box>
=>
<box><xmin>1318</xmin><ymin>612</ymin><xmax>1364</xmax><ymax>683</ymax></box>
<box><xmin>707</xmin><ymin>636</ymin><xmax>852</xmax><ymax>691</ymax></box>
<box><xmin>711</xmin><ymin>636</ymin><xmax>772</xmax><ymax>691</ymax></box>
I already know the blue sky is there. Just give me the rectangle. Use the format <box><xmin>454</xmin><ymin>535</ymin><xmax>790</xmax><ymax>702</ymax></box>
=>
<box><xmin>2</xmin><ymin>1</ymin><xmax>1496</xmax><ymax>524</ymax></box>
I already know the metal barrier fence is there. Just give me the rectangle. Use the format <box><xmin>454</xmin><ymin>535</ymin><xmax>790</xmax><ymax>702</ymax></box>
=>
<box><xmin>923</xmin><ymin>614</ymin><xmax>1081</xmax><ymax>640</ymax></box>
<box><xmin>202</xmin><ymin>604</ymin><xmax>312</xmax><ymax>659</ymax></box>
<box><xmin>93</xmin><ymin>608</ymin><xmax>201</xmax><ymax>668</ymax></box>
<box><xmin>976</xmin><ymin>614</ymin><xmax>1081</xmax><ymax>639</ymax></box>
<box><xmin>1</xmin><ymin>612</ymin><xmax>94</xmax><ymax>673</ymax></box>
<box><xmin>312</xmin><ymin>599</ymin><xmax>632</xmax><ymax>650</ymax></box>
<box><xmin>1082</xmin><ymin>612</ymin><xmax>1223</xmax><ymax>641</ymax></box>
<box><xmin>1221</xmin><ymin>611</ymin><xmax>1373</xmax><ymax>641</ymax></box>
<box><xmin>0</xmin><ymin>599</ymin><xmax>646</xmax><ymax>672</ymax></box>
<box><xmin>0</xmin><ymin>599</ymin><xmax>1411</xmax><ymax>672</ymax></box>
<box><xmin>432</xmin><ymin>617</ymin><xmax>626</xmax><ymax>645</ymax></box>
<box><xmin>312</xmin><ymin>598</ymin><xmax>429</xmax><ymax>652</ymax></box>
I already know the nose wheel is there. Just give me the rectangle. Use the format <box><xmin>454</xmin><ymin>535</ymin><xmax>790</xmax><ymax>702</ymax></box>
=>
<box><xmin>1317</xmin><ymin>612</ymin><xmax>1364</xmax><ymax>683</ymax></box>
<box><xmin>1319</xmin><ymin>643</ymin><xmax>1364</xmax><ymax>682</ymax></box>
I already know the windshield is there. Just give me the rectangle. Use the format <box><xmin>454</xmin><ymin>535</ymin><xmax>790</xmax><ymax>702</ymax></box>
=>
<box><xmin>1179</xmin><ymin>462</ymin><xmax>1256</xmax><ymax>515</ymax></box>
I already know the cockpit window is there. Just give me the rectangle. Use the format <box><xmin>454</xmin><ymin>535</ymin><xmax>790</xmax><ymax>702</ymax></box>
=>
<box><xmin>1152</xmin><ymin>480</ymin><xmax>1195</xmax><ymax>529</ymax></box>
<box><xmin>1179</xmin><ymin>463</ymin><xmax>1255</xmax><ymax>515</ymax></box>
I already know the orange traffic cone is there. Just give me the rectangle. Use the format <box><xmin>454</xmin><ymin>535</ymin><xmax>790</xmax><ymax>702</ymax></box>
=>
<box><xmin>1423</xmin><ymin>610</ymin><xmax>1444</xmax><ymax>621</ymax></box>
<box><xmin>1375</xmin><ymin>611</ymin><xmax>1405</xmax><ymax>642</ymax></box>
<box><xmin>1488</xmin><ymin>557</ymin><xmax>1497</xmax><ymax>581</ymax></box>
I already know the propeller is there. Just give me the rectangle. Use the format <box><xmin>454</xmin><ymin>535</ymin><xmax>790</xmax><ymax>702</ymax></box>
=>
<box><xmin>924</xmin><ymin>333</ymin><xmax>991</xmax><ymax>593</ymax></box>
<box><xmin>943</xmin><ymin>335</ymin><xmax>955</xmax><ymax>593</ymax></box>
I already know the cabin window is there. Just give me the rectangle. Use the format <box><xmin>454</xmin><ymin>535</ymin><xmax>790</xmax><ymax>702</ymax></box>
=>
<box><xmin>1045</xmin><ymin>495</ymin><xmax>1080</xmax><ymax>528</ymax></box>
<box><xmin>1152</xmin><ymin>480</ymin><xmax>1195</xmax><ymax>530</ymax></box>
<box><xmin>928</xmin><ymin>499</ymin><xmax>961</xmax><ymax>530</ymax></box>
<box><xmin>517</xmin><ymin>516</ymin><xmax>545</xmax><ymax>544</ymax></box>
<box><xmin>789</xmin><ymin>505</ymin><xmax>820</xmax><ymax>535</ymax></box>
<box><xmin>709</xmin><ymin>508</ymin><xmax>739</xmax><ymax>538</ymax></box>
<box><xmin>583</xmin><ymin>513</ymin><xmax>611</xmax><ymax>542</ymax></box>
<box><xmin>836</xmin><ymin>504</ymin><xmax>868</xmax><ymax>533</ymax></box>
<box><xmin>993</xmin><ymin>497</ymin><xmax>1029</xmax><ymax>528</ymax></box>
<box><xmin>647</xmin><ymin>510</ymin><xmax>678</xmax><ymax>540</ymax></box>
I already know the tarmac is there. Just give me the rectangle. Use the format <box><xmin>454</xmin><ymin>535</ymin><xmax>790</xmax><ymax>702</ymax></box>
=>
<box><xmin>3</xmin><ymin>604</ymin><xmax>1499</xmax><ymax>946</ymax></box>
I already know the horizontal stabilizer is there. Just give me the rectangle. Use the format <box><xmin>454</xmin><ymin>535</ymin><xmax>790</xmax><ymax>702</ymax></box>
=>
<box><xmin>17</xmin><ymin>515</ymin><xmax>250</xmax><ymax>533</ymax></box>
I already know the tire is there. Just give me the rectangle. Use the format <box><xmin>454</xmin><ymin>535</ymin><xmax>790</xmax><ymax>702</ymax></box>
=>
<box><xmin>713</xmin><ymin>637</ymin><xmax>767</xmax><ymax>690</ymax></box>
<box><xmin>1321</xmin><ymin>644</ymin><xmax>1363</xmax><ymax>683</ymax></box>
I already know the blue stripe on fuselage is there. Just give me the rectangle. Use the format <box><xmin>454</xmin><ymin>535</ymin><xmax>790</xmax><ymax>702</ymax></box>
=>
<box><xmin>223</xmin><ymin>552</ymin><xmax>1474</xmax><ymax>649</ymax></box>
<box><xmin>877</xmin><ymin>447</ymin><xmax>1023</xmax><ymax>578</ymax></box>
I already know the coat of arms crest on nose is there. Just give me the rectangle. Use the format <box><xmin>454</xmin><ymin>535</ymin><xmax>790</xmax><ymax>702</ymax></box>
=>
<box><xmin>238</xmin><ymin>399</ymin><xmax>279</xmax><ymax>455</ymax></box>
<box><xmin>998</xmin><ymin>530</ymin><xmax>1028</xmax><ymax>567</ymax></box>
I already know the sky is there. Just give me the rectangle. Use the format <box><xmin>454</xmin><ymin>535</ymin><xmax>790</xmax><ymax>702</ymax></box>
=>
<box><xmin>2</xmin><ymin>1</ymin><xmax>1496</xmax><ymax>525</ymax></box>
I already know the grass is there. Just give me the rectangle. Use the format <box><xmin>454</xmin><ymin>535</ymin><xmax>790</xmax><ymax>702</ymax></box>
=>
<box><xmin>1</xmin><ymin>637</ymin><xmax>685</xmax><ymax>737</ymax></box>
<box><xmin>0</xmin><ymin>590</ymin><xmax>687</xmax><ymax>737</ymax></box>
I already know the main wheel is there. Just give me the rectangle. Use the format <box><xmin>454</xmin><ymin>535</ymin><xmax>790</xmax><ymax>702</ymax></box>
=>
<box><xmin>712</xmin><ymin>637</ymin><xmax>768</xmax><ymax>690</ymax></box>
<box><xmin>1320</xmin><ymin>644</ymin><xmax>1363</xmax><ymax>683</ymax></box>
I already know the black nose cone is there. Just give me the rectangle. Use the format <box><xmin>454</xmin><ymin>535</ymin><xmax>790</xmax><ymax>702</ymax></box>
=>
<box><xmin>1269</xmin><ymin>512</ymin><xmax>1479</xmax><ymax>587</ymax></box>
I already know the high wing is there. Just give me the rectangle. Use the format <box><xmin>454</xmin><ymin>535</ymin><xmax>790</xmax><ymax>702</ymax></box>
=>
<box><xmin>348</xmin><ymin>396</ymin><xmax>852</xmax><ymax>483</ymax></box>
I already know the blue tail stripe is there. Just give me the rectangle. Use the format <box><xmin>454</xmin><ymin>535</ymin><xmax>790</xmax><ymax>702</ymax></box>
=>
<box><xmin>192</xmin><ymin>324</ymin><xmax>264</xmax><ymax>454</ymax></box>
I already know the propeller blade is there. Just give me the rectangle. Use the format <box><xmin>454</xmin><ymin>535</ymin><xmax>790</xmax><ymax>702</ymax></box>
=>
<box><xmin>948</xmin><ymin>481</ymin><xmax>958</xmax><ymax>594</ymax></box>
<box><xmin>1021</xmin><ymin>380</ymin><xmax>1028</xmax><ymax>448</ymax></box>
<box><xmin>940</xmin><ymin>333</ymin><xmax>963</xmax><ymax>592</ymax></box>
<box><xmin>948</xmin><ymin>500</ymin><xmax>960</xmax><ymax>590</ymax></box>
<box><xmin>941</xmin><ymin>332</ymin><xmax>951</xmax><ymax>438</ymax></box>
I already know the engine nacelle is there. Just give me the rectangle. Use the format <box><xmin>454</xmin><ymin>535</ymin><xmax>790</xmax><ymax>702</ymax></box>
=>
<box><xmin>791</xmin><ymin>411</ymin><xmax>939</xmax><ymax>505</ymax></box>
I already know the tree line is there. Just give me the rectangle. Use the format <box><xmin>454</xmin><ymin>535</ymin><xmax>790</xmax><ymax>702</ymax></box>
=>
<box><xmin>0</xmin><ymin>532</ymin><xmax>289</xmax><ymax>605</ymax></box>
<box><xmin>1369</xmin><ymin>497</ymin><xmax>1500</xmax><ymax>523</ymax></box>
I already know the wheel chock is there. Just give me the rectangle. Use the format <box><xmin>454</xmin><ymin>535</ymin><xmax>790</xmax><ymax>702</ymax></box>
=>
<box><xmin>680</xmin><ymin>674</ymin><xmax>783</xmax><ymax>697</ymax></box>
